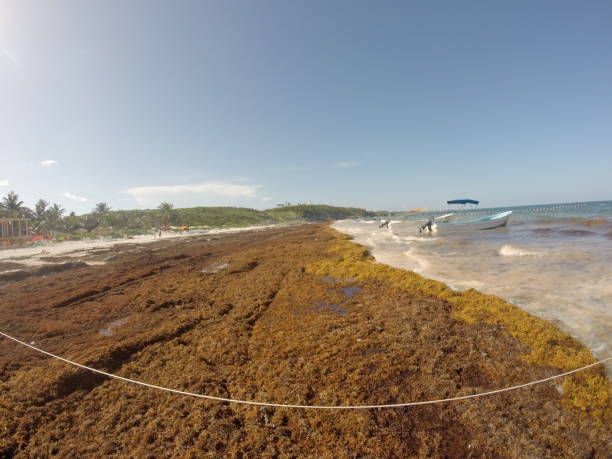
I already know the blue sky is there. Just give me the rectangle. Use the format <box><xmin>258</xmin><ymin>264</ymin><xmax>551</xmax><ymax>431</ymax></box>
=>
<box><xmin>1</xmin><ymin>0</ymin><xmax>611</xmax><ymax>214</ymax></box>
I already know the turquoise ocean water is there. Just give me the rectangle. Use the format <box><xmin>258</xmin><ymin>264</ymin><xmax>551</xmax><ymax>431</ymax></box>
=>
<box><xmin>333</xmin><ymin>200</ymin><xmax>612</xmax><ymax>373</ymax></box>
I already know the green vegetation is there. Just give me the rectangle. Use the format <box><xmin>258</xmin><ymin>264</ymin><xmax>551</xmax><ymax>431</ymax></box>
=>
<box><xmin>105</xmin><ymin>204</ymin><xmax>373</xmax><ymax>230</ymax></box>
<box><xmin>157</xmin><ymin>202</ymin><xmax>175</xmax><ymax>226</ymax></box>
<box><xmin>1</xmin><ymin>191</ymin><xmax>27</xmax><ymax>218</ymax></box>
<box><xmin>173</xmin><ymin>206</ymin><xmax>273</xmax><ymax>227</ymax></box>
<box><xmin>1</xmin><ymin>190</ymin><xmax>374</xmax><ymax>238</ymax></box>
<box><xmin>93</xmin><ymin>202</ymin><xmax>112</xmax><ymax>227</ymax></box>
<box><xmin>267</xmin><ymin>204</ymin><xmax>373</xmax><ymax>222</ymax></box>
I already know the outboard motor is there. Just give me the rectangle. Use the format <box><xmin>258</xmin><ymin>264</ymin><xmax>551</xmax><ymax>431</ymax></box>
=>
<box><xmin>419</xmin><ymin>217</ymin><xmax>434</xmax><ymax>233</ymax></box>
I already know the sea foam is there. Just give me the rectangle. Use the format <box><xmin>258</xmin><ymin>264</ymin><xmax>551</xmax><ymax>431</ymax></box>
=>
<box><xmin>498</xmin><ymin>245</ymin><xmax>538</xmax><ymax>257</ymax></box>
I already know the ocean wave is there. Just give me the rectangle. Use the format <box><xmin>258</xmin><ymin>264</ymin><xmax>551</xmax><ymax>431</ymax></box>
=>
<box><xmin>398</xmin><ymin>235</ymin><xmax>439</xmax><ymax>242</ymax></box>
<box><xmin>499</xmin><ymin>245</ymin><xmax>538</xmax><ymax>257</ymax></box>
<box><xmin>403</xmin><ymin>248</ymin><xmax>427</xmax><ymax>272</ymax></box>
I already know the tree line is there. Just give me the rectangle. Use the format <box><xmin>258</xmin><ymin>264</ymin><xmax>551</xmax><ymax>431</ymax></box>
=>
<box><xmin>1</xmin><ymin>190</ymin><xmax>375</xmax><ymax>237</ymax></box>
<box><xmin>0</xmin><ymin>190</ymin><xmax>177</xmax><ymax>235</ymax></box>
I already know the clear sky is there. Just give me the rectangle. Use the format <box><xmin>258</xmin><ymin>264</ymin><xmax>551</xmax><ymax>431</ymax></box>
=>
<box><xmin>1</xmin><ymin>0</ymin><xmax>611</xmax><ymax>213</ymax></box>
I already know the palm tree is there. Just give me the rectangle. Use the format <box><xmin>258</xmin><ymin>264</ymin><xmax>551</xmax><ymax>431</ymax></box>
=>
<box><xmin>94</xmin><ymin>202</ymin><xmax>111</xmax><ymax>214</ymax></box>
<box><xmin>158</xmin><ymin>202</ymin><xmax>176</xmax><ymax>226</ymax></box>
<box><xmin>39</xmin><ymin>203</ymin><xmax>65</xmax><ymax>234</ymax></box>
<box><xmin>82</xmin><ymin>214</ymin><xmax>100</xmax><ymax>232</ymax></box>
<box><xmin>34</xmin><ymin>199</ymin><xmax>49</xmax><ymax>222</ymax></box>
<box><xmin>93</xmin><ymin>202</ymin><xmax>111</xmax><ymax>226</ymax></box>
<box><xmin>1</xmin><ymin>191</ymin><xmax>28</xmax><ymax>218</ymax></box>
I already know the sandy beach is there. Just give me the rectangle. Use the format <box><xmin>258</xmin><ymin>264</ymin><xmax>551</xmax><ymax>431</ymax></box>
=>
<box><xmin>0</xmin><ymin>223</ymin><xmax>610</xmax><ymax>457</ymax></box>
<box><xmin>0</xmin><ymin>225</ymin><xmax>283</xmax><ymax>270</ymax></box>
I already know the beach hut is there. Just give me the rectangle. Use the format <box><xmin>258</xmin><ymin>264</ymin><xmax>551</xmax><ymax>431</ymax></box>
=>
<box><xmin>0</xmin><ymin>218</ymin><xmax>31</xmax><ymax>249</ymax></box>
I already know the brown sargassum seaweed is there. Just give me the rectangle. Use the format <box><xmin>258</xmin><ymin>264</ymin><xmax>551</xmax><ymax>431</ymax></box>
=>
<box><xmin>308</xmin><ymin>228</ymin><xmax>611</xmax><ymax>423</ymax></box>
<box><xmin>0</xmin><ymin>224</ymin><xmax>610</xmax><ymax>457</ymax></box>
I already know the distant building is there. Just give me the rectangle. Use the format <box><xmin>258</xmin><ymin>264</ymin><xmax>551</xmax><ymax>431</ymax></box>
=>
<box><xmin>0</xmin><ymin>218</ymin><xmax>31</xmax><ymax>249</ymax></box>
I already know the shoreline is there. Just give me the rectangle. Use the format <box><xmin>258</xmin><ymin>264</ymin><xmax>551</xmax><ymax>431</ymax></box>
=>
<box><xmin>0</xmin><ymin>223</ymin><xmax>609</xmax><ymax>456</ymax></box>
<box><xmin>332</xmin><ymin>220</ymin><xmax>612</xmax><ymax>376</ymax></box>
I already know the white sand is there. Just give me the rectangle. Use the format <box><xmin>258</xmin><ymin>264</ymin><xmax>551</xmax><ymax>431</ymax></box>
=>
<box><xmin>0</xmin><ymin>225</ymin><xmax>281</xmax><ymax>268</ymax></box>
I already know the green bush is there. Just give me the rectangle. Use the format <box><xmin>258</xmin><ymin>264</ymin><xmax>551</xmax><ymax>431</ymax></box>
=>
<box><xmin>61</xmin><ymin>204</ymin><xmax>375</xmax><ymax>237</ymax></box>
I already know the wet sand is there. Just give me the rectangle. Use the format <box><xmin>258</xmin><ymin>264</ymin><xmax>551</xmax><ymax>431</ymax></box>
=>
<box><xmin>0</xmin><ymin>224</ymin><xmax>610</xmax><ymax>457</ymax></box>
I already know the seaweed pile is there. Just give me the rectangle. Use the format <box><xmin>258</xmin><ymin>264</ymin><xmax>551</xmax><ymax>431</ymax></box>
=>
<box><xmin>0</xmin><ymin>224</ymin><xmax>610</xmax><ymax>457</ymax></box>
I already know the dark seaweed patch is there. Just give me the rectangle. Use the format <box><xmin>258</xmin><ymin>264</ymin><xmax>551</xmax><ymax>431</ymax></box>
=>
<box><xmin>342</xmin><ymin>286</ymin><xmax>363</xmax><ymax>298</ymax></box>
<box><xmin>316</xmin><ymin>301</ymin><xmax>348</xmax><ymax>315</ymax></box>
<box><xmin>559</xmin><ymin>229</ymin><xmax>596</xmax><ymax>237</ymax></box>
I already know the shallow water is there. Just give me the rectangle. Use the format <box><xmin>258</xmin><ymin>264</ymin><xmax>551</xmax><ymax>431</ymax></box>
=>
<box><xmin>317</xmin><ymin>302</ymin><xmax>348</xmax><ymax>315</ymax></box>
<box><xmin>202</xmin><ymin>263</ymin><xmax>229</xmax><ymax>273</ymax></box>
<box><xmin>99</xmin><ymin>318</ymin><xmax>128</xmax><ymax>336</ymax></box>
<box><xmin>342</xmin><ymin>286</ymin><xmax>363</xmax><ymax>298</ymax></box>
<box><xmin>334</xmin><ymin>200</ymin><xmax>612</xmax><ymax>373</ymax></box>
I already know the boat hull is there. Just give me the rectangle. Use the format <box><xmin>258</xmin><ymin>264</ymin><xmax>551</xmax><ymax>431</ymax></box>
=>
<box><xmin>434</xmin><ymin>213</ymin><xmax>454</xmax><ymax>223</ymax></box>
<box><xmin>433</xmin><ymin>211</ymin><xmax>512</xmax><ymax>232</ymax></box>
<box><xmin>389</xmin><ymin>213</ymin><xmax>454</xmax><ymax>230</ymax></box>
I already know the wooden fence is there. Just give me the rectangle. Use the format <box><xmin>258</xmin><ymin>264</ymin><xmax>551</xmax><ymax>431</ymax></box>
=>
<box><xmin>0</xmin><ymin>218</ymin><xmax>31</xmax><ymax>249</ymax></box>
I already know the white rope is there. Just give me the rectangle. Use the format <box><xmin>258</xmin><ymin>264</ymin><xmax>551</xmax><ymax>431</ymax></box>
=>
<box><xmin>1</xmin><ymin>330</ymin><xmax>610</xmax><ymax>410</ymax></box>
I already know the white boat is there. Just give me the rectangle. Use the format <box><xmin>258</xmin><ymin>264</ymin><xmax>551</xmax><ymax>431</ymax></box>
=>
<box><xmin>429</xmin><ymin>211</ymin><xmax>512</xmax><ymax>232</ymax></box>
<box><xmin>433</xmin><ymin>213</ymin><xmax>454</xmax><ymax>223</ymax></box>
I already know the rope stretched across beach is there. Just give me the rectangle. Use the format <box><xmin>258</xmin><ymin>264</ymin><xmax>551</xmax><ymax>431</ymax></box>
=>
<box><xmin>1</xmin><ymin>330</ymin><xmax>610</xmax><ymax>410</ymax></box>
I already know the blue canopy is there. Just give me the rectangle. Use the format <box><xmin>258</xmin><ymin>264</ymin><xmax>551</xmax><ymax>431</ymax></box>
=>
<box><xmin>447</xmin><ymin>199</ymin><xmax>479</xmax><ymax>205</ymax></box>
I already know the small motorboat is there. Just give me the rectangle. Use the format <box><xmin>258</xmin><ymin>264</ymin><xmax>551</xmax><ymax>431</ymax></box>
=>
<box><xmin>422</xmin><ymin>211</ymin><xmax>512</xmax><ymax>233</ymax></box>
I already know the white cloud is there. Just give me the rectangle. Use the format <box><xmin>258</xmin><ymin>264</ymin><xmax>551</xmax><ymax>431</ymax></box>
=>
<box><xmin>260</xmin><ymin>196</ymin><xmax>272</xmax><ymax>204</ymax></box>
<box><xmin>40</xmin><ymin>160</ymin><xmax>59</xmax><ymax>167</ymax></box>
<box><xmin>0</xmin><ymin>179</ymin><xmax>8</xmax><ymax>186</ymax></box>
<box><xmin>334</xmin><ymin>161</ymin><xmax>361</xmax><ymax>169</ymax></box>
<box><xmin>125</xmin><ymin>181</ymin><xmax>261</xmax><ymax>205</ymax></box>
<box><xmin>63</xmin><ymin>192</ymin><xmax>88</xmax><ymax>202</ymax></box>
